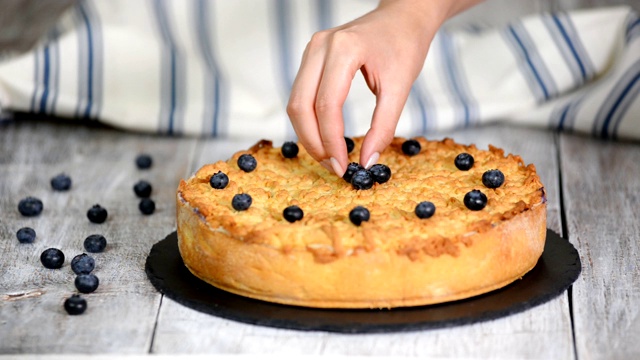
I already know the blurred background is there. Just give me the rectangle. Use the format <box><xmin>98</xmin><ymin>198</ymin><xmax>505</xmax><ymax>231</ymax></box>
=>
<box><xmin>2</xmin><ymin>0</ymin><xmax>639</xmax><ymax>56</ymax></box>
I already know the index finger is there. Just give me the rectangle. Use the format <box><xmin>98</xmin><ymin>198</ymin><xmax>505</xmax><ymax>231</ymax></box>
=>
<box><xmin>287</xmin><ymin>38</ymin><xmax>329</xmax><ymax>163</ymax></box>
<box><xmin>314</xmin><ymin>37</ymin><xmax>362</xmax><ymax>177</ymax></box>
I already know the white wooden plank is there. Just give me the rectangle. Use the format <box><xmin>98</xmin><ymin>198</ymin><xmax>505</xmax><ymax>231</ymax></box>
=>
<box><xmin>0</xmin><ymin>120</ymin><xmax>196</xmax><ymax>354</ymax></box>
<box><xmin>154</xmin><ymin>296</ymin><xmax>572</xmax><ymax>358</ymax></box>
<box><xmin>152</xmin><ymin>124</ymin><xmax>574</xmax><ymax>358</ymax></box>
<box><xmin>560</xmin><ymin>134</ymin><xmax>640</xmax><ymax>360</ymax></box>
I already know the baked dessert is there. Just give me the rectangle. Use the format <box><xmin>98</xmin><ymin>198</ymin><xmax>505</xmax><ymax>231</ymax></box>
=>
<box><xmin>176</xmin><ymin>137</ymin><xmax>546</xmax><ymax>309</ymax></box>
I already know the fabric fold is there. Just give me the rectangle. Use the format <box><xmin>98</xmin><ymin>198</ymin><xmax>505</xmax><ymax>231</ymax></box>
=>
<box><xmin>0</xmin><ymin>1</ymin><xmax>638</xmax><ymax>141</ymax></box>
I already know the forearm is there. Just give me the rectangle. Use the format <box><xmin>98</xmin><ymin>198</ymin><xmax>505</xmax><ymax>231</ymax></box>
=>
<box><xmin>377</xmin><ymin>0</ymin><xmax>485</xmax><ymax>31</ymax></box>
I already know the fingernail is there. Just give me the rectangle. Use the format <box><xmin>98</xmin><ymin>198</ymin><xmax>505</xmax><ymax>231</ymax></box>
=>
<box><xmin>320</xmin><ymin>159</ymin><xmax>333</xmax><ymax>173</ymax></box>
<box><xmin>330</xmin><ymin>157</ymin><xmax>345</xmax><ymax>177</ymax></box>
<box><xmin>364</xmin><ymin>152</ymin><xmax>380</xmax><ymax>169</ymax></box>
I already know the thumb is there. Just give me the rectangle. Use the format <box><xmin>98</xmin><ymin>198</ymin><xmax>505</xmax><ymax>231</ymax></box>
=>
<box><xmin>359</xmin><ymin>92</ymin><xmax>407</xmax><ymax>168</ymax></box>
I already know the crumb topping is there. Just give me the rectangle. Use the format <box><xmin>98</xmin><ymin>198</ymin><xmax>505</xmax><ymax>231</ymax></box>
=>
<box><xmin>178</xmin><ymin>137</ymin><xmax>545</xmax><ymax>261</ymax></box>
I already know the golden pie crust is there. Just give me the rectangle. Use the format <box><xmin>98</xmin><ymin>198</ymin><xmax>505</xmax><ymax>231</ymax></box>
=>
<box><xmin>176</xmin><ymin>137</ymin><xmax>546</xmax><ymax>309</ymax></box>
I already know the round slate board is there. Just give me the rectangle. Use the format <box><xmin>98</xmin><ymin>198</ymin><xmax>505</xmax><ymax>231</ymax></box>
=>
<box><xmin>145</xmin><ymin>229</ymin><xmax>580</xmax><ymax>333</ymax></box>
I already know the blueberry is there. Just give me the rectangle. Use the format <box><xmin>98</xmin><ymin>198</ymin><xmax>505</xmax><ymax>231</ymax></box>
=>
<box><xmin>84</xmin><ymin>234</ymin><xmax>107</xmax><ymax>253</ymax></box>
<box><xmin>351</xmin><ymin>169</ymin><xmax>374</xmax><ymax>190</ymax></box>
<box><xmin>71</xmin><ymin>253</ymin><xmax>95</xmax><ymax>275</ymax></box>
<box><xmin>232</xmin><ymin>193</ymin><xmax>252</xmax><ymax>211</ymax></box>
<box><xmin>237</xmin><ymin>154</ymin><xmax>257</xmax><ymax>172</ymax></box>
<box><xmin>87</xmin><ymin>204</ymin><xmax>108</xmax><ymax>224</ymax></box>
<box><xmin>369</xmin><ymin>164</ymin><xmax>391</xmax><ymax>184</ymax></box>
<box><xmin>133</xmin><ymin>180</ymin><xmax>152</xmax><ymax>198</ymax></box>
<box><xmin>75</xmin><ymin>274</ymin><xmax>100</xmax><ymax>293</ymax></box>
<box><xmin>40</xmin><ymin>248</ymin><xmax>65</xmax><ymax>269</ymax></box>
<box><xmin>136</xmin><ymin>154</ymin><xmax>153</xmax><ymax>169</ymax></box>
<box><xmin>18</xmin><ymin>197</ymin><xmax>43</xmax><ymax>217</ymax></box>
<box><xmin>281</xmin><ymin>142</ymin><xmax>299</xmax><ymax>158</ymax></box>
<box><xmin>401</xmin><ymin>139</ymin><xmax>421</xmax><ymax>156</ymax></box>
<box><xmin>349</xmin><ymin>206</ymin><xmax>370</xmax><ymax>226</ymax></box>
<box><xmin>454</xmin><ymin>153</ymin><xmax>474</xmax><ymax>171</ymax></box>
<box><xmin>283</xmin><ymin>205</ymin><xmax>304</xmax><ymax>223</ymax></box>
<box><xmin>16</xmin><ymin>227</ymin><xmax>36</xmax><ymax>244</ymax></box>
<box><xmin>482</xmin><ymin>169</ymin><xmax>505</xmax><ymax>189</ymax></box>
<box><xmin>64</xmin><ymin>295</ymin><xmax>87</xmax><ymax>315</ymax></box>
<box><xmin>342</xmin><ymin>162</ymin><xmax>363</xmax><ymax>183</ymax></box>
<box><xmin>415</xmin><ymin>201</ymin><xmax>436</xmax><ymax>219</ymax></box>
<box><xmin>345</xmin><ymin>137</ymin><xmax>355</xmax><ymax>154</ymax></box>
<box><xmin>139</xmin><ymin>198</ymin><xmax>156</xmax><ymax>215</ymax></box>
<box><xmin>464</xmin><ymin>190</ymin><xmax>488</xmax><ymax>211</ymax></box>
<box><xmin>50</xmin><ymin>173</ymin><xmax>72</xmax><ymax>191</ymax></box>
<box><xmin>209</xmin><ymin>171</ymin><xmax>229</xmax><ymax>189</ymax></box>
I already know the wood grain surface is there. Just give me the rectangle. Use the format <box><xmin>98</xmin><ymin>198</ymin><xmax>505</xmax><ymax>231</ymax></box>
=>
<box><xmin>560</xmin><ymin>135</ymin><xmax>640</xmax><ymax>360</ymax></box>
<box><xmin>1</xmin><ymin>119</ymin><xmax>638</xmax><ymax>359</ymax></box>
<box><xmin>0</xmin><ymin>120</ymin><xmax>194</xmax><ymax>354</ymax></box>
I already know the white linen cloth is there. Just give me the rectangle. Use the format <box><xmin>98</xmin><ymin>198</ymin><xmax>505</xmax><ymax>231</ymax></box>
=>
<box><xmin>0</xmin><ymin>1</ymin><xmax>638</xmax><ymax>141</ymax></box>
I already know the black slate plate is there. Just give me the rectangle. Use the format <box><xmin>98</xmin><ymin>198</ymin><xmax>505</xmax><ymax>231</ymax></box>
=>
<box><xmin>145</xmin><ymin>229</ymin><xmax>580</xmax><ymax>333</ymax></box>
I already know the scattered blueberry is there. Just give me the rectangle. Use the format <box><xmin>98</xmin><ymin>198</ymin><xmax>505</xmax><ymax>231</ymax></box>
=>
<box><xmin>71</xmin><ymin>253</ymin><xmax>95</xmax><ymax>275</ymax></box>
<box><xmin>84</xmin><ymin>234</ymin><xmax>107</xmax><ymax>253</ymax></box>
<box><xmin>454</xmin><ymin>153</ymin><xmax>474</xmax><ymax>171</ymax></box>
<box><xmin>482</xmin><ymin>169</ymin><xmax>505</xmax><ymax>189</ymax></box>
<box><xmin>345</xmin><ymin>137</ymin><xmax>355</xmax><ymax>154</ymax></box>
<box><xmin>464</xmin><ymin>190</ymin><xmax>488</xmax><ymax>211</ymax></box>
<box><xmin>343</xmin><ymin>162</ymin><xmax>363</xmax><ymax>183</ymax></box>
<box><xmin>351</xmin><ymin>169</ymin><xmax>374</xmax><ymax>190</ymax></box>
<box><xmin>401</xmin><ymin>139</ymin><xmax>421</xmax><ymax>156</ymax></box>
<box><xmin>40</xmin><ymin>248</ymin><xmax>65</xmax><ymax>269</ymax></box>
<box><xmin>16</xmin><ymin>227</ymin><xmax>36</xmax><ymax>244</ymax></box>
<box><xmin>415</xmin><ymin>201</ymin><xmax>436</xmax><ymax>219</ymax></box>
<box><xmin>232</xmin><ymin>193</ymin><xmax>252</xmax><ymax>211</ymax></box>
<box><xmin>283</xmin><ymin>205</ymin><xmax>304</xmax><ymax>223</ymax></box>
<box><xmin>237</xmin><ymin>154</ymin><xmax>257</xmax><ymax>172</ymax></box>
<box><xmin>133</xmin><ymin>180</ymin><xmax>152</xmax><ymax>198</ymax></box>
<box><xmin>281</xmin><ymin>142</ymin><xmax>299</xmax><ymax>158</ymax></box>
<box><xmin>87</xmin><ymin>204</ymin><xmax>108</xmax><ymax>224</ymax></box>
<box><xmin>18</xmin><ymin>197</ymin><xmax>43</xmax><ymax>217</ymax></box>
<box><xmin>209</xmin><ymin>171</ymin><xmax>229</xmax><ymax>189</ymax></box>
<box><xmin>349</xmin><ymin>206</ymin><xmax>370</xmax><ymax>226</ymax></box>
<box><xmin>369</xmin><ymin>164</ymin><xmax>391</xmax><ymax>184</ymax></box>
<box><xmin>75</xmin><ymin>274</ymin><xmax>100</xmax><ymax>294</ymax></box>
<box><xmin>136</xmin><ymin>154</ymin><xmax>153</xmax><ymax>169</ymax></box>
<box><xmin>64</xmin><ymin>295</ymin><xmax>87</xmax><ymax>315</ymax></box>
<box><xmin>139</xmin><ymin>198</ymin><xmax>156</xmax><ymax>215</ymax></box>
<box><xmin>50</xmin><ymin>173</ymin><xmax>72</xmax><ymax>191</ymax></box>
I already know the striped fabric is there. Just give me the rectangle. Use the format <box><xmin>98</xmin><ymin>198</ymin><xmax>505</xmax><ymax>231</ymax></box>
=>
<box><xmin>0</xmin><ymin>1</ymin><xmax>639</xmax><ymax>141</ymax></box>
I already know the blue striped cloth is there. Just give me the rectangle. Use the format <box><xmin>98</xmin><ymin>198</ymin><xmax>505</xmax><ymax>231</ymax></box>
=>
<box><xmin>0</xmin><ymin>1</ymin><xmax>638</xmax><ymax>141</ymax></box>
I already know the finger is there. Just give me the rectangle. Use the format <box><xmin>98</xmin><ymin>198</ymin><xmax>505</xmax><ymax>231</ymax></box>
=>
<box><xmin>315</xmin><ymin>35</ymin><xmax>362</xmax><ymax>177</ymax></box>
<box><xmin>360</xmin><ymin>88</ymin><xmax>409</xmax><ymax>168</ymax></box>
<box><xmin>287</xmin><ymin>32</ymin><xmax>330</xmax><ymax>163</ymax></box>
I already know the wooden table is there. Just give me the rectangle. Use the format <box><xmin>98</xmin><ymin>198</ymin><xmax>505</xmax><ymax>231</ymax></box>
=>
<box><xmin>1</xmin><ymin>118</ymin><xmax>638</xmax><ymax>359</ymax></box>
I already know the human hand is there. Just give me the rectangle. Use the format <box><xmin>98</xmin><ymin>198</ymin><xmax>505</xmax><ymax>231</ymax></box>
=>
<box><xmin>287</xmin><ymin>0</ymin><xmax>482</xmax><ymax>176</ymax></box>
